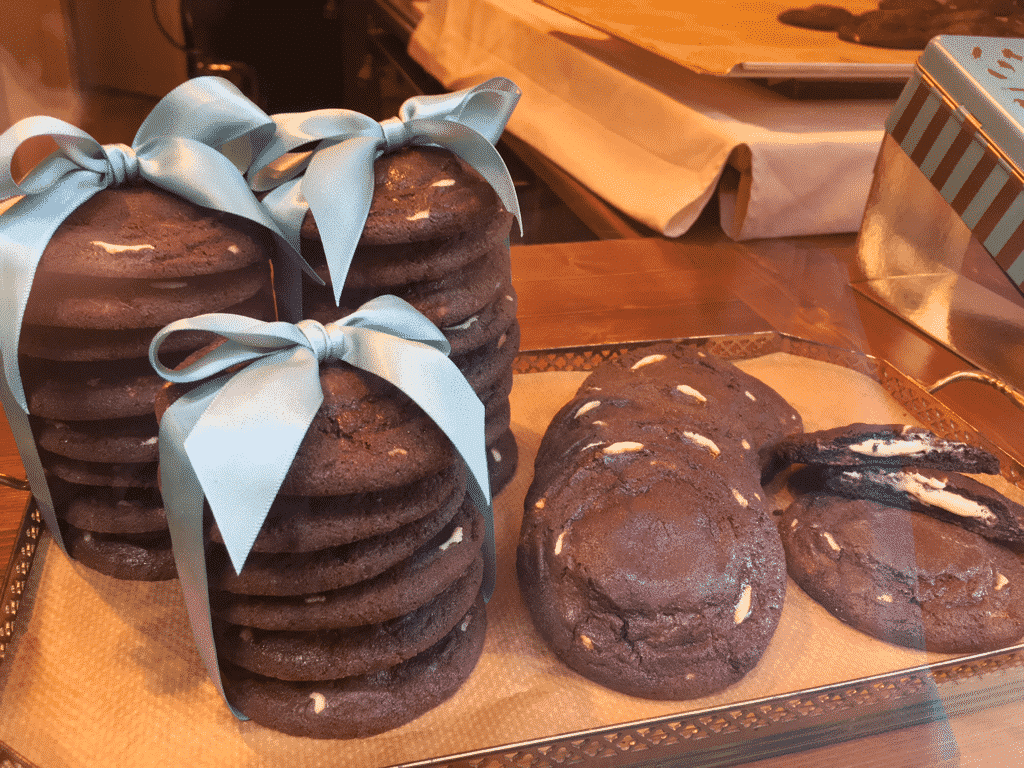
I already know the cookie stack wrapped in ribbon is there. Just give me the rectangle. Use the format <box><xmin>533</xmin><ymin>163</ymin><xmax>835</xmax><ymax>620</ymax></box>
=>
<box><xmin>249</xmin><ymin>78</ymin><xmax>523</xmax><ymax>493</ymax></box>
<box><xmin>767</xmin><ymin>423</ymin><xmax>1024</xmax><ymax>653</ymax></box>
<box><xmin>0</xmin><ymin>78</ymin><xmax>300</xmax><ymax>581</ymax></box>
<box><xmin>150</xmin><ymin>297</ymin><xmax>494</xmax><ymax>738</ymax></box>
<box><xmin>518</xmin><ymin>342</ymin><xmax>802</xmax><ymax>699</ymax></box>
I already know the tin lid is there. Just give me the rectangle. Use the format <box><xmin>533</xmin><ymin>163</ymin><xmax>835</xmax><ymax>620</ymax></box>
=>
<box><xmin>921</xmin><ymin>35</ymin><xmax>1024</xmax><ymax>173</ymax></box>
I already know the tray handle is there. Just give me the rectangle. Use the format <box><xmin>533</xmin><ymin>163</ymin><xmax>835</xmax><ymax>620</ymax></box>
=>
<box><xmin>927</xmin><ymin>370</ymin><xmax>1024</xmax><ymax>413</ymax></box>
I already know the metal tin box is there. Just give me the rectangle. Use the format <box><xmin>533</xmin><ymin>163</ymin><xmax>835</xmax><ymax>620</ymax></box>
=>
<box><xmin>854</xmin><ymin>35</ymin><xmax>1024</xmax><ymax>391</ymax></box>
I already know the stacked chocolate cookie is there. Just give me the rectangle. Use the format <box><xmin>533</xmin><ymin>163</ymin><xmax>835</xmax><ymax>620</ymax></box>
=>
<box><xmin>769</xmin><ymin>423</ymin><xmax>1024</xmax><ymax>652</ymax></box>
<box><xmin>157</xmin><ymin>357</ymin><xmax>488</xmax><ymax>738</ymax></box>
<box><xmin>301</xmin><ymin>145</ymin><xmax>520</xmax><ymax>493</ymax></box>
<box><xmin>19</xmin><ymin>183</ymin><xmax>276</xmax><ymax>581</ymax></box>
<box><xmin>518</xmin><ymin>342</ymin><xmax>801</xmax><ymax>699</ymax></box>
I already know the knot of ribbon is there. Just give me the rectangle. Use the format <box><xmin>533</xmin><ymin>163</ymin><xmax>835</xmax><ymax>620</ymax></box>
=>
<box><xmin>0</xmin><ymin>76</ymin><xmax>314</xmax><ymax>552</ymax></box>
<box><xmin>97</xmin><ymin>142</ymin><xmax>141</xmax><ymax>186</ymax></box>
<box><xmin>248</xmin><ymin>77</ymin><xmax>523</xmax><ymax>305</ymax></box>
<box><xmin>149</xmin><ymin>294</ymin><xmax>493</xmax><ymax>716</ymax></box>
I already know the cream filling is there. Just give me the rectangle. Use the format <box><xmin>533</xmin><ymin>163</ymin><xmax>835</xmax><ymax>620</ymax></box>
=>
<box><xmin>887</xmin><ymin>471</ymin><xmax>997</xmax><ymax>523</ymax></box>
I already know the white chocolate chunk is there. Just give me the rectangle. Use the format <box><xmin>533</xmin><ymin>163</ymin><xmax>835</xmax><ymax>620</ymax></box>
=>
<box><xmin>741</xmin><ymin>439</ymin><xmax>751</xmax><ymax>450</ymax></box>
<box><xmin>574</xmin><ymin>400</ymin><xmax>601</xmax><ymax>418</ymax></box>
<box><xmin>744</xmin><ymin>391</ymin><xmax>757</xmax><ymax>402</ymax></box>
<box><xmin>554</xmin><ymin>530</ymin><xmax>567</xmax><ymax>556</ymax></box>
<box><xmin>91</xmin><ymin>240</ymin><xmax>155</xmax><ymax>254</ymax></box>
<box><xmin>149</xmin><ymin>281</ymin><xmax>188</xmax><ymax>289</ymax></box>
<box><xmin>790</xmin><ymin>518</ymin><xmax>799</xmax><ymax>529</ymax></box>
<box><xmin>491</xmin><ymin>448</ymin><xmax>502</xmax><ymax>463</ymax></box>
<box><xmin>228</xmin><ymin>244</ymin><xmax>240</xmax><ymax>254</ymax></box>
<box><xmin>443</xmin><ymin>315</ymin><xmax>479</xmax><ymax>331</ymax></box>
<box><xmin>579</xmin><ymin>634</ymin><xmax>595</xmax><ymax>650</ymax></box>
<box><xmin>439</xmin><ymin>526</ymin><xmax>464</xmax><ymax>551</ymax></box>
<box><xmin>142</xmin><ymin>437</ymin><xmax>158</xmax><ymax>446</ymax></box>
<box><xmin>582</xmin><ymin>441</ymin><xmax>606</xmax><ymax>452</ymax></box>
<box><xmin>309</xmin><ymin>692</ymin><xmax>327</xmax><ymax>714</ymax></box>
<box><xmin>821</xmin><ymin>532</ymin><xmax>841</xmax><ymax>552</ymax></box>
<box><xmin>732</xmin><ymin>489</ymin><xmax>749</xmax><ymax>507</ymax></box>
<box><xmin>304</xmin><ymin>594</ymin><xmax>327</xmax><ymax>604</ymax></box>
<box><xmin>996</xmin><ymin>573</ymin><xmax>1010</xmax><ymax>591</ymax></box>
<box><xmin>675</xmin><ymin>384</ymin><xmax>707</xmax><ymax>403</ymax></box>
<box><xmin>431</xmin><ymin>178</ymin><xmax>456</xmax><ymax>187</ymax></box>
<box><xmin>604</xmin><ymin>441</ymin><xmax>644</xmax><ymax>455</ymax></box>
<box><xmin>535</xmin><ymin>498</ymin><xmax>546</xmax><ymax>509</ymax></box>
<box><xmin>877</xmin><ymin>594</ymin><xmax>894</xmax><ymax>603</ymax></box>
<box><xmin>592</xmin><ymin>420</ymin><xmax>607</xmax><ymax>427</ymax></box>
<box><xmin>847</xmin><ymin>437</ymin><xmax>934</xmax><ymax>457</ymax></box>
<box><xmin>683</xmin><ymin>431</ymin><xmax>720</xmax><ymax>456</ymax></box>
<box><xmin>734</xmin><ymin>584</ymin><xmax>753</xmax><ymax>624</ymax></box>
<box><xmin>388</xmin><ymin>448</ymin><xmax>408</xmax><ymax>457</ymax></box>
<box><xmin>631</xmin><ymin>353</ymin><xmax>666</xmax><ymax>370</ymax></box>
<box><xmin>406</xmin><ymin>209</ymin><xmax>430</xmax><ymax>221</ymax></box>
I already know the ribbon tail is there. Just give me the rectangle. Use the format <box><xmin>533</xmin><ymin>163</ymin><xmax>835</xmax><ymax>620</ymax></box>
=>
<box><xmin>184</xmin><ymin>347</ymin><xmax>323</xmax><ymax>574</ymax></box>
<box><xmin>342</xmin><ymin>328</ymin><xmax>495</xmax><ymax>599</ymax></box>
<box><xmin>159</xmin><ymin>375</ymin><xmax>247</xmax><ymax>719</ymax></box>
<box><xmin>412</xmin><ymin>120</ymin><xmax>522</xmax><ymax>237</ymax></box>
<box><xmin>303</xmin><ymin>136</ymin><xmax>379</xmax><ymax>306</ymax></box>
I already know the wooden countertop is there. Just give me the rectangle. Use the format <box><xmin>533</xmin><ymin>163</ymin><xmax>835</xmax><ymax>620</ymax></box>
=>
<box><xmin>2</xmin><ymin>224</ymin><xmax>1024</xmax><ymax>766</ymax></box>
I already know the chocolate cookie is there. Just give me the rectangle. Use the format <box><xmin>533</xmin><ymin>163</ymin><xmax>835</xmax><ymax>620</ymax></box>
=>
<box><xmin>24</xmin><ymin>263</ymin><xmax>271</xmax><ymax>330</ymax></box>
<box><xmin>766</xmin><ymin>423</ymin><xmax>1000</xmax><ymax>475</ymax></box>
<box><xmin>212</xmin><ymin>506</ymin><xmax>485</xmax><ymax>631</ymax></box>
<box><xmin>58</xmin><ymin>484</ymin><xmax>167</xmax><ymax>534</ymax></box>
<box><xmin>215</xmin><ymin>559</ymin><xmax>482</xmax><ymax>680</ymax></box>
<box><xmin>33</xmin><ymin>183</ymin><xmax>272</xmax><ymax>278</ymax></box>
<box><xmin>65</xmin><ymin>524</ymin><xmax>176</xmax><ymax>581</ymax></box>
<box><xmin>323</xmin><ymin>145</ymin><xmax>507</xmax><ymax>246</ymax></box>
<box><xmin>220</xmin><ymin>598</ymin><xmax>487</xmax><ymax>739</ymax></box>
<box><xmin>23</xmin><ymin>356</ymin><xmax>173</xmax><ymax>421</ymax></box>
<box><xmin>778</xmin><ymin>4</ymin><xmax>858</xmax><ymax>30</ymax></box>
<box><xmin>518</xmin><ymin>439</ymin><xmax>785</xmax><ymax>699</ymax></box>
<box><xmin>209</xmin><ymin>463</ymin><xmax>466</xmax><ymax>554</ymax></box>
<box><xmin>578</xmin><ymin>342</ymin><xmax>802</xmax><ymax>452</ymax></box>
<box><xmin>780</xmin><ymin>493</ymin><xmax>1024</xmax><ymax>652</ymax></box>
<box><xmin>487</xmin><ymin>427</ymin><xmax>519</xmax><ymax>496</ymax></box>
<box><xmin>33</xmin><ymin>414</ymin><xmax>159</xmax><ymax>463</ymax></box>
<box><xmin>338</xmin><ymin>210</ymin><xmax>515</xmax><ymax>290</ymax></box>
<box><xmin>209</xmin><ymin>493</ymin><xmax>465</xmax><ymax>596</ymax></box>
<box><xmin>818</xmin><ymin>466</ymin><xmax>1024</xmax><ymax>546</ymax></box>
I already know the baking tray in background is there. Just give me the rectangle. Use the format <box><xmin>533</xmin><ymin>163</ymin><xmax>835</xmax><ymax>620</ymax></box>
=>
<box><xmin>537</xmin><ymin>0</ymin><xmax>919</xmax><ymax>81</ymax></box>
<box><xmin>2</xmin><ymin>332</ymin><xmax>1024</xmax><ymax>767</ymax></box>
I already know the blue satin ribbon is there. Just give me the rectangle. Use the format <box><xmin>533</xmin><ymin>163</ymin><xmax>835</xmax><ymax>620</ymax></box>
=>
<box><xmin>0</xmin><ymin>76</ymin><xmax>315</xmax><ymax>549</ymax></box>
<box><xmin>248</xmin><ymin>77</ymin><xmax>523</xmax><ymax>305</ymax></box>
<box><xmin>149</xmin><ymin>294</ymin><xmax>493</xmax><ymax>715</ymax></box>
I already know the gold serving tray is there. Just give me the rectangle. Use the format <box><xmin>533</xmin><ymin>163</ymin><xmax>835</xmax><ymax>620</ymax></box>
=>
<box><xmin>2</xmin><ymin>332</ymin><xmax>1024</xmax><ymax>767</ymax></box>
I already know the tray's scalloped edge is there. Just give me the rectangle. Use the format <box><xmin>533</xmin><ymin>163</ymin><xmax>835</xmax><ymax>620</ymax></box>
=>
<box><xmin>5</xmin><ymin>332</ymin><xmax>1024</xmax><ymax>768</ymax></box>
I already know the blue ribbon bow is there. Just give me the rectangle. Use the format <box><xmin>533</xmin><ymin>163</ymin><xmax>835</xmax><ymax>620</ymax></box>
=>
<box><xmin>248</xmin><ymin>77</ymin><xmax>523</xmax><ymax>305</ymax></box>
<box><xmin>0</xmin><ymin>76</ymin><xmax>315</xmax><ymax>548</ymax></box>
<box><xmin>149</xmin><ymin>294</ymin><xmax>493</xmax><ymax>715</ymax></box>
